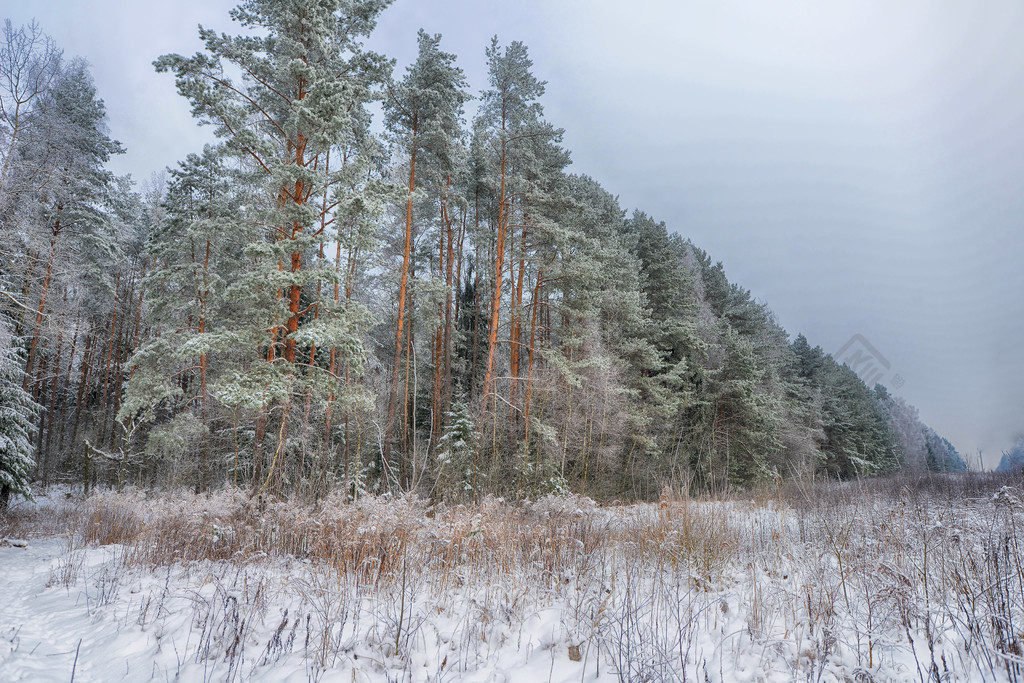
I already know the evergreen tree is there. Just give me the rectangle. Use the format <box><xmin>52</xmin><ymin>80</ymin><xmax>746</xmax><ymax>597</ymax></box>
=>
<box><xmin>469</xmin><ymin>38</ymin><xmax>574</xmax><ymax>491</ymax></box>
<box><xmin>151</xmin><ymin>0</ymin><xmax>397</xmax><ymax>492</ymax></box>
<box><xmin>0</xmin><ymin>318</ymin><xmax>38</xmax><ymax>511</ymax></box>
<box><xmin>120</xmin><ymin>146</ymin><xmax>251</xmax><ymax>489</ymax></box>
<box><xmin>876</xmin><ymin>384</ymin><xmax>966</xmax><ymax>473</ymax></box>
<box><xmin>0</xmin><ymin>15</ymin><xmax>965</xmax><ymax>500</ymax></box>
<box><xmin>996</xmin><ymin>438</ymin><xmax>1024</xmax><ymax>474</ymax></box>
<box><xmin>381</xmin><ymin>30</ymin><xmax>469</xmax><ymax>481</ymax></box>
<box><xmin>817</xmin><ymin>359</ymin><xmax>898</xmax><ymax>477</ymax></box>
<box><xmin>779</xmin><ymin>334</ymin><xmax>827</xmax><ymax>477</ymax></box>
<box><xmin>923</xmin><ymin>428</ymin><xmax>967</xmax><ymax>473</ymax></box>
<box><xmin>21</xmin><ymin>60</ymin><xmax>124</xmax><ymax>397</ymax></box>
<box><xmin>0</xmin><ymin>43</ymin><xmax>131</xmax><ymax>487</ymax></box>
<box><xmin>433</xmin><ymin>399</ymin><xmax>480</xmax><ymax>498</ymax></box>
<box><xmin>475</xmin><ymin>37</ymin><xmax>567</xmax><ymax>418</ymax></box>
<box><xmin>623</xmin><ymin>212</ymin><xmax>699</xmax><ymax>362</ymax></box>
<box><xmin>540</xmin><ymin>177</ymin><xmax>673</xmax><ymax>497</ymax></box>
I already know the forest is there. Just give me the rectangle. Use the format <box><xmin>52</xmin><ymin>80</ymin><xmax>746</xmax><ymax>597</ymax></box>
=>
<box><xmin>0</xmin><ymin>1</ymin><xmax>967</xmax><ymax>511</ymax></box>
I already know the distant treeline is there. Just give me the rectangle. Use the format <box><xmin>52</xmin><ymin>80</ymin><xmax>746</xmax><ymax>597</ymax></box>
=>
<box><xmin>997</xmin><ymin>440</ymin><xmax>1024</xmax><ymax>474</ymax></box>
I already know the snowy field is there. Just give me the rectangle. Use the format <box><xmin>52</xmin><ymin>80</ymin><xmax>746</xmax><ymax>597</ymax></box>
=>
<box><xmin>3</xmin><ymin>479</ymin><xmax>1024</xmax><ymax>682</ymax></box>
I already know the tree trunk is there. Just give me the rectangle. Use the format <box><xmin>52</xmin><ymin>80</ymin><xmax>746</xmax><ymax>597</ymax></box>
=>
<box><xmin>24</xmin><ymin>229</ymin><xmax>58</xmax><ymax>389</ymax></box>
<box><xmin>108</xmin><ymin>269</ymin><xmax>135</xmax><ymax>448</ymax></box>
<box><xmin>283</xmin><ymin>114</ymin><xmax>309</xmax><ymax>365</ymax></box>
<box><xmin>198</xmin><ymin>241</ymin><xmax>211</xmax><ymax>491</ymax></box>
<box><xmin>429</xmin><ymin>180</ymin><xmax>453</xmax><ymax>454</ymax></box>
<box><xmin>70</xmin><ymin>332</ymin><xmax>94</xmax><ymax>452</ymax></box>
<box><xmin>33</xmin><ymin>340</ymin><xmax>48</xmax><ymax>469</ymax></box>
<box><xmin>57</xmin><ymin>320</ymin><xmax>80</xmax><ymax>458</ymax></box>
<box><xmin>42</xmin><ymin>315</ymin><xmax>65</xmax><ymax>483</ymax></box>
<box><xmin>441</xmin><ymin>188</ymin><xmax>458</xmax><ymax>437</ymax></box>
<box><xmin>253</xmin><ymin>410</ymin><xmax>267</xmax><ymax>490</ymax></box>
<box><xmin>482</xmin><ymin>135</ymin><xmax>509</xmax><ymax>411</ymax></box>
<box><xmin>524</xmin><ymin>271</ymin><xmax>543</xmax><ymax>446</ymax></box>
<box><xmin>510</xmin><ymin>226</ymin><xmax>528</xmax><ymax>433</ymax></box>
<box><xmin>97</xmin><ymin>270</ymin><xmax>121</xmax><ymax>445</ymax></box>
<box><xmin>470</xmin><ymin>189</ymin><xmax>482</xmax><ymax>396</ymax></box>
<box><xmin>385</xmin><ymin>128</ymin><xmax>417</xmax><ymax>472</ymax></box>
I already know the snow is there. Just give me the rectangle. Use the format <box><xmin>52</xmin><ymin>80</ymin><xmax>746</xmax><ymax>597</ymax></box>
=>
<box><xmin>2</xmin><ymin>484</ymin><xmax>1024</xmax><ymax>681</ymax></box>
<box><xmin>0</xmin><ymin>538</ymin><xmax>611</xmax><ymax>682</ymax></box>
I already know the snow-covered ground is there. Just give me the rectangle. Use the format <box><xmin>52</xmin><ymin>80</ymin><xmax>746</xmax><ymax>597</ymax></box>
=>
<box><xmin>2</xmin><ymin>481</ymin><xmax>1024</xmax><ymax>681</ymax></box>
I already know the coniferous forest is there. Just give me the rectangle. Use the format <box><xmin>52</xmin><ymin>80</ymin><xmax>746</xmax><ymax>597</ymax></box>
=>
<box><xmin>0</xmin><ymin>2</ymin><xmax>968</xmax><ymax>510</ymax></box>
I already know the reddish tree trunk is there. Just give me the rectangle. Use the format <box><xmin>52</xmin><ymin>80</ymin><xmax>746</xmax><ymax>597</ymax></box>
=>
<box><xmin>57</xmin><ymin>320</ymin><xmax>80</xmax><ymax>458</ymax></box>
<box><xmin>482</xmin><ymin>136</ymin><xmax>509</xmax><ymax>410</ymax></box>
<box><xmin>24</xmin><ymin>229</ymin><xmax>58</xmax><ymax>389</ymax></box>
<box><xmin>42</xmin><ymin>316</ymin><xmax>66</xmax><ymax>481</ymax></box>
<box><xmin>524</xmin><ymin>271</ymin><xmax>544</xmax><ymax>444</ymax></box>
<box><xmin>70</xmin><ymin>332</ymin><xmax>94</xmax><ymax>451</ymax></box>
<box><xmin>384</xmin><ymin>123</ymin><xmax>417</xmax><ymax>470</ymax></box>
<box><xmin>97</xmin><ymin>270</ymin><xmax>121</xmax><ymax>444</ymax></box>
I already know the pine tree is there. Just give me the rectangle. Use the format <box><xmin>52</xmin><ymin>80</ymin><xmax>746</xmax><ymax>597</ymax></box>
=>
<box><xmin>533</xmin><ymin>176</ymin><xmax>674</xmax><ymax>497</ymax></box>
<box><xmin>923</xmin><ymin>428</ymin><xmax>966</xmax><ymax>472</ymax></box>
<box><xmin>470</xmin><ymin>38</ymin><xmax>572</xmax><ymax>487</ymax></box>
<box><xmin>0</xmin><ymin>16</ymin><xmax>966</xmax><ymax>499</ymax></box>
<box><xmin>812</xmin><ymin>357</ymin><xmax>899</xmax><ymax>477</ymax></box>
<box><xmin>19</xmin><ymin>59</ymin><xmax>123</xmax><ymax>395</ymax></box>
<box><xmin>623</xmin><ymin>212</ymin><xmax>699</xmax><ymax>361</ymax></box>
<box><xmin>382</xmin><ymin>30</ymin><xmax>469</xmax><ymax>480</ymax></box>
<box><xmin>152</xmin><ymin>0</ymin><xmax>396</xmax><ymax>491</ymax></box>
<box><xmin>120</xmin><ymin>146</ymin><xmax>251</xmax><ymax>489</ymax></box>
<box><xmin>619</xmin><ymin>212</ymin><xmax>704</xmax><ymax>490</ymax></box>
<box><xmin>476</xmin><ymin>37</ymin><xmax>566</xmax><ymax>416</ymax></box>
<box><xmin>779</xmin><ymin>334</ymin><xmax>827</xmax><ymax>478</ymax></box>
<box><xmin>0</xmin><ymin>45</ymin><xmax>130</xmax><ymax>487</ymax></box>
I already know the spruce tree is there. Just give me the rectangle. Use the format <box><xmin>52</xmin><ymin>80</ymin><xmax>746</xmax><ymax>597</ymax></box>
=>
<box><xmin>0</xmin><ymin>320</ymin><xmax>38</xmax><ymax>512</ymax></box>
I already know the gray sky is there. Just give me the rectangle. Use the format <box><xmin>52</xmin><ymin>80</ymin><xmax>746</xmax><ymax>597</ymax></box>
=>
<box><xmin>7</xmin><ymin>0</ymin><xmax>1023</xmax><ymax>466</ymax></box>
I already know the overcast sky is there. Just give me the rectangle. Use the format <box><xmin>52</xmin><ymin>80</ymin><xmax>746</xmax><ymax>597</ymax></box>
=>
<box><xmin>6</xmin><ymin>0</ymin><xmax>1023</xmax><ymax>466</ymax></box>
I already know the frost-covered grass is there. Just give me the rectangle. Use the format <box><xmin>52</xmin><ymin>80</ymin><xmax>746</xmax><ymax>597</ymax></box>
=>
<box><xmin>3</xmin><ymin>475</ymin><xmax>1024</xmax><ymax>681</ymax></box>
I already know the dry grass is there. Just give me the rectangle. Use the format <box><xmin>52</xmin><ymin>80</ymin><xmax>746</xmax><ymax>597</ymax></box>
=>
<box><xmin>6</xmin><ymin>473</ymin><xmax>1024</xmax><ymax>681</ymax></box>
<box><xmin>6</xmin><ymin>489</ymin><xmax>737</xmax><ymax>589</ymax></box>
